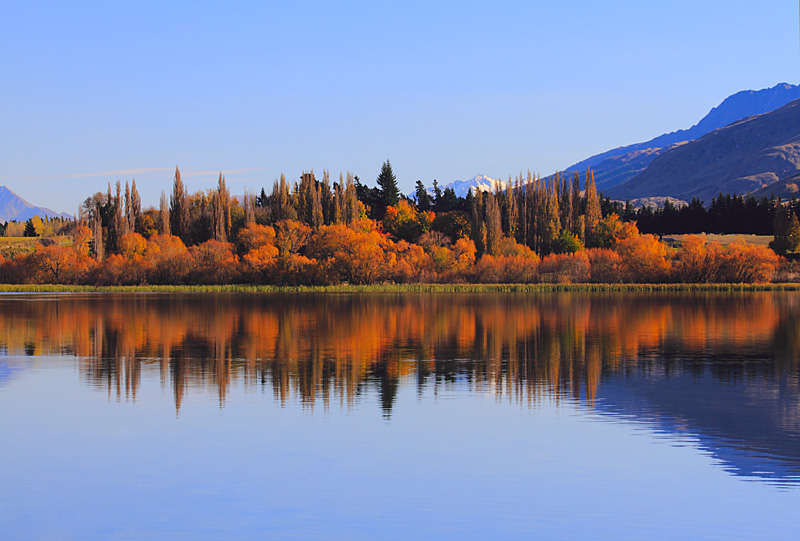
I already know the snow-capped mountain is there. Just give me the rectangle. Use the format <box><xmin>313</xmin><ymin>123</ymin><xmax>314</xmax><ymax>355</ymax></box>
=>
<box><xmin>411</xmin><ymin>174</ymin><xmax>509</xmax><ymax>199</ymax></box>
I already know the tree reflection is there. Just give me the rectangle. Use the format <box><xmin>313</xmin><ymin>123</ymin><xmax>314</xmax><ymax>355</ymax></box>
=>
<box><xmin>0</xmin><ymin>292</ymin><xmax>797</xmax><ymax>414</ymax></box>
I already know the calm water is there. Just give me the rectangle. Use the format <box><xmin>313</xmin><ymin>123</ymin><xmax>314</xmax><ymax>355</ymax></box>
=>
<box><xmin>1</xmin><ymin>292</ymin><xmax>800</xmax><ymax>539</ymax></box>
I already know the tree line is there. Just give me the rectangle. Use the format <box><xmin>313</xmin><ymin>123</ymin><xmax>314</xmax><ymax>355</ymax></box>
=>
<box><xmin>0</xmin><ymin>162</ymin><xmax>786</xmax><ymax>285</ymax></box>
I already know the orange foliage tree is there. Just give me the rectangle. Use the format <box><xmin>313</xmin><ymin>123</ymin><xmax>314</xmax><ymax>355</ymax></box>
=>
<box><xmin>615</xmin><ymin>234</ymin><xmax>671</xmax><ymax>282</ymax></box>
<box><xmin>145</xmin><ymin>234</ymin><xmax>192</xmax><ymax>284</ymax></box>
<box><xmin>474</xmin><ymin>237</ymin><xmax>539</xmax><ymax>283</ymax></box>
<box><xmin>586</xmin><ymin>248</ymin><xmax>623</xmax><ymax>283</ymax></box>
<box><xmin>383</xmin><ymin>200</ymin><xmax>434</xmax><ymax>243</ymax></box>
<box><xmin>189</xmin><ymin>240</ymin><xmax>241</xmax><ymax>284</ymax></box>
<box><xmin>538</xmin><ymin>252</ymin><xmax>590</xmax><ymax>283</ymax></box>
<box><xmin>309</xmin><ymin>221</ymin><xmax>395</xmax><ymax>284</ymax></box>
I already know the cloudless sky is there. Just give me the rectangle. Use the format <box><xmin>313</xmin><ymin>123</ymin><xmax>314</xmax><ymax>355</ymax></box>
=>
<box><xmin>1</xmin><ymin>0</ymin><xmax>798</xmax><ymax>212</ymax></box>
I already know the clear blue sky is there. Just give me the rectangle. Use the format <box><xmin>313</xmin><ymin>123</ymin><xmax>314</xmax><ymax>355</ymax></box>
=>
<box><xmin>1</xmin><ymin>0</ymin><xmax>798</xmax><ymax>213</ymax></box>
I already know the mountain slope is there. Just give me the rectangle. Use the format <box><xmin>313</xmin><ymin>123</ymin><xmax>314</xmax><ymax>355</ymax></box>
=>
<box><xmin>563</xmin><ymin>83</ymin><xmax>800</xmax><ymax>191</ymax></box>
<box><xmin>0</xmin><ymin>186</ymin><xmax>71</xmax><ymax>222</ymax></box>
<box><xmin>606</xmin><ymin>98</ymin><xmax>800</xmax><ymax>203</ymax></box>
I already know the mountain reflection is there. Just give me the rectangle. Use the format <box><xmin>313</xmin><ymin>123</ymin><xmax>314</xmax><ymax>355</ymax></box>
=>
<box><xmin>1</xmin><ymin>292</ymin><xmax>799</xmax><ymax>483</ymax></box>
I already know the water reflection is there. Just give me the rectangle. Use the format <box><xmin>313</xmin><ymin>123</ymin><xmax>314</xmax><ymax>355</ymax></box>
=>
<box><xmin>1</xmin><ymin>292</ymin><xmax>800</xmax><ymax>484</ymax></box>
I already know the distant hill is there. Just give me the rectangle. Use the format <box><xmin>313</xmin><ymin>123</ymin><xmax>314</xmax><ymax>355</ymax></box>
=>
<box><xmin>0</xmin><ymin>186</ymin><xmax>72</xmax><ymax>222</ymax></box>
<box><xmin>606</xmin><ymin>98</ymin><xmax>800</xmax><ymax>203</ymax></box>
<box><xmin>561</xmin><ymin>83</ymin><xmax>800</xmax><ymax>191</ymax></box>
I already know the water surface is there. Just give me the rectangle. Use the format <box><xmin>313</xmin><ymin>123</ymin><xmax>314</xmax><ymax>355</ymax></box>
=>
<box><xmin>1</xmin><ymin>292</ymin><xmax>799</xmax><ymax>538</ymax></box>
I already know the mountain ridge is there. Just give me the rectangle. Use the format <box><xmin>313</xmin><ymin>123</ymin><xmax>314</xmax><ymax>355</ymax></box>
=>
<box><xmin>606</xmin><ymin>98</ymin><xmax>800</xmax><ymax>203</ymax></box>
<box><xmin>560</xmin><ymin>82</ymin><xmax>800</xmax><ymax>191</ymax></box>
<box><xmin>0</xmin><ymin>186</ymin><xmax>72</xmax><ymax>222</ymax></box>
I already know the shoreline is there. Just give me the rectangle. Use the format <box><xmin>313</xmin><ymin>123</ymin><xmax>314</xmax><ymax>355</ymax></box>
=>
<box><xmin>0</xmin><ymin>283</ymin><xmax>799</xmax><ymax>293</ymax></box>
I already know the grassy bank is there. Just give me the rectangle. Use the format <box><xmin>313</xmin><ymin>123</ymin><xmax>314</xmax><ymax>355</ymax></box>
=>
<box><xmin>1</xmin><ymin>283</ymin><xmax>800</xmax><ymax>293</ymax></box>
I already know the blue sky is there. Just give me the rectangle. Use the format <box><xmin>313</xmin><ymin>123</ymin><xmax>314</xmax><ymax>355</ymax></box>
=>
<box><xmin>1</xmin><ymin>0</ymin><xmax>798</xmax><ymax>213</ymax></box>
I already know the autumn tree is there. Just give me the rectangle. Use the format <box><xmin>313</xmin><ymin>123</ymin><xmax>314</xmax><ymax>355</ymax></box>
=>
<box><xmin>130</xmin><ymin>179</ymin><xmax>142</xmax><ymax>232</ymax></box>
<box><xmin>584</xmin><ymin>168</ymin><xmax>602</xmax><ymax>247</ymax></box>
<box><xmin>170</xmin><ymin>166</ymin><xmax>189</xmax><ymax>243</ymax></box>
<box><xmin>383</xmin><ymin>200</ymin><xmax>433</xmax><ymax>243</ymax></box>
<box><xmin>159</xmin><ymin>190</ymin><xmax>170</xmax><ymax>235</ymax></box>
<box><xmin>212</xmin><ymin>173</ymin><xmax>231</xmax><ymax>242</ymax></box>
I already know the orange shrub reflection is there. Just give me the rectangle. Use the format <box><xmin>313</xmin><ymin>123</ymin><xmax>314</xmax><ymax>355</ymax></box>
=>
<box><xmin>0</xmin><ymin>293</ymin><xmax>796</xmax><ymax>413</ymax></box>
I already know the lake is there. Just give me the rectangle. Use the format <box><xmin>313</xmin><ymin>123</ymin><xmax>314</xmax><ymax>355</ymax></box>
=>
<box><xmin>1</xmin><ymin>291</ymin><xmax>799</xmax><ymax>539</ymax></box>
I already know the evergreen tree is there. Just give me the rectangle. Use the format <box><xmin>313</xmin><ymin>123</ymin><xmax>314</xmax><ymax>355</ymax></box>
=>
<box><xmin>376</xmin><ymin>160</ymin><xmax>400</xmax><ymax>214</ymax></box>
<box><xmin>23</xmin><ymin>218</ymin><xmax>37</xmax><ymax>237</ymax></box>
<box><xmin>432</xmin><ymin>179</ymin><xmax>443</xmax><ymax>210</ymax></box>
<box><xmin>415</xmin><ymin>180</ymin><xmax>432</xmax><ymax>212</ymax></box>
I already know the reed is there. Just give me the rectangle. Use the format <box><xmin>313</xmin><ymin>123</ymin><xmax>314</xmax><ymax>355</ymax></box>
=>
<box><xmin>1</xmin><ymin>283</ymin><xmax>800</xmax><ymax>293</ymax></box>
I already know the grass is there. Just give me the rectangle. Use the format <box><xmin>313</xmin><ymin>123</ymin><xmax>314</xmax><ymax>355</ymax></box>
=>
<box><xmin>0</xmin><ymin>235</ymin><xmax>70</xmax><ymax>258</ymax></box>
<box><xmin>667</xmin><ymin>234</ymin><xmax>773</xmax><ymax>247</ymax></box>
<box><xmin>0</xmin><ymin>283</ymin><xmax>799</xmax><ymax>294</ymax></box>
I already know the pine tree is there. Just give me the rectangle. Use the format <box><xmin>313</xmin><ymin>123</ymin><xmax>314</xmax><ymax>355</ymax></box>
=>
<box><xmin>376</xmin><ymin>160</ymin><xmax>400</xmax><ymax>213</ymax></box>
<box><xmin>23</xmin><ymin>218</ymin><xmax>37</xmax><ymax>237</ymax></box>
<box><xmin>415</xmin><ymin>180</ymin><xmax>432</xmax><ymax>212</ymax></box>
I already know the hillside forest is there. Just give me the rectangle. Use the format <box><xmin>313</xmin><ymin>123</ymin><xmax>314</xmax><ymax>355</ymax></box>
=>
<box><xmin>0</xmin><ymin>162</ymin><xmax>794</xmax><ymax>286</ymax></box>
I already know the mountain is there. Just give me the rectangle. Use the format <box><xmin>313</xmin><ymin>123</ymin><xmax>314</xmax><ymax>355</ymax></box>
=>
<box><xmin>411</xmin><ymin>174</ymin><xmax>509</xmax><ymax>199</ymax></box>
<box><xmin>606</xmin><ymin>98</ymin><xmax>800</xmax><ymax>203</ymax></box>
<box><xmin>561</xmin><ymin>83</ymin><xmax>800</xmax><ymax>191</ymax></box>
<box><xmin>0</xmin><ymin>186</ymin><xmax>71</xmax><ymax>222</ymax></box>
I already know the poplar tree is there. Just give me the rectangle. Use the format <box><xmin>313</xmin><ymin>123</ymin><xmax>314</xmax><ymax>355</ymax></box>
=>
<box><xmin>471</xmin><ymin>188</ymin><xmax>486</xmax><ymax>255</ymax></box>
<box><xmin>584</xmin><ymin>168</ymin><xmax>602</xmax><ymax>247</ymax></box>
<box><xmin>159</xmin><ymin>190</ymin><xmax>170</xmax><ymax>235</ymax></box>
<box><xmin>212</xmin><ymin>172</ymin><xmax>231</xmax><ymax>241</ymax></box>
<box><xmin>112</xmin><ymin>180</ymin><xmax>126</xmax><ymax>252</ymax></box>
<box><xmin>484</xmin><ymin>193</ymin><xmax>502</xmax><ymax>256</ymax></box>
<box><xmin>124</xmin><ymin>181</ymin><xmax>133</xmax><ymax>232</ymax></box>
<box><xmin>334</xmin><ymin>173</ymin><xmax>345</xmax><ymax>224</ymax></box>
<box><xmin>170</xmin><ymin>166</ymin><xmax>189</xmax><ymax>242</ymax></box>
<box><xmin>321</xmin><ymin>170</ymin><xmax>334</xmax><ymax>225</ymax></box>
<box><xmin>344</xmin><ymin>171</ymin><xmax>360</xmax><ymax>225</ymax></box>
<box><xmin>570</xmin><ymin>172</ymin><xmax>582</xmax><ymax>237</ymax></box>
<box><xmin>130</xmin><ymin>179</ymin><xmax>142</xmax><ymax>232</ymax></box>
